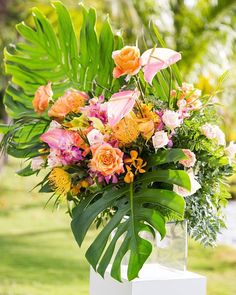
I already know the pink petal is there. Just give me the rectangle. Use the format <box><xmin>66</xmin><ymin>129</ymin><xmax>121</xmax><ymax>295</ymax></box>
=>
<box><xmin>143</xmin><ymin>61</ymin><xmax>165</xmax><ymax>84</ymax></box>
<box><xmin>113</xmin><ymin>67</ymin><xmax>122</xmax><ymax>78</ymax></box>
<box><xmin>141</xmin><ymin>48</ymin><xmax>182</xmax><ymax>84</ymax></box>
<box><xmin>40</xmin><ymin>129</ymin><xmax>72</xmax><ymax>149</ymax></box>
<box><xmin>107</xmin><ymin>90</ymin><xmax>140</xmax><ymax>126</ymax></box>
<box><xmin>112</xmin><ymin>50</ymin><xmax>120</xmax><ymax>59</ymax></box>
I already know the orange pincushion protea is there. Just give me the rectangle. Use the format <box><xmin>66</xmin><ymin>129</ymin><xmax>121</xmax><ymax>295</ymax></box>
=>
<box><xmin>48</xmin><ymin>90</ymin><xmax>88</xmax><ymax>120</ymax></box>
<box><xmin>112</xmin><ymin>113</ymin><xmax>139</xmax><ymax>145</ymax></box>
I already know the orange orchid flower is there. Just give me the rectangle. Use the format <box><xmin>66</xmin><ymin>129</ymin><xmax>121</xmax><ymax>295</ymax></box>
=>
<box><xmin>134</xmin><ymin>158</ymin><xmax>147</xmax><ymax>174</ymax></box>
<box><xmin>124</xmin><ymin>165</ymin><xmax>134</xmax><ymax>183</ymax></box>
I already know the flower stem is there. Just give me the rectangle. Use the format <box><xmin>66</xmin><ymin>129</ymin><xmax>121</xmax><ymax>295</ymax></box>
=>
<box><xmin>129</xmin><ymin>182</ymin><xmax>135</xmax><ymax>234</ymax></box>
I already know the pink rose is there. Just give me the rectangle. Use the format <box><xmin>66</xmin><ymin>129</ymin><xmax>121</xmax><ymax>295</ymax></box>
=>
<box><xmin>152</xmin><ymin>131</ymin><xmax>169</xmax><ymax>150</ymax></box>
<box><xmin>179</xmin><ymin>149</ymin><xmax>196</xmax><ymax>167</ymax></box>
<box><xmin>201</xmin><ymin>124</ymin><xmax>225</xmax><ymax>146</ymax></box>
<box><xmin>177</xmin><ymin>99</ymin><xmax>187</xmax><ymax>110</ymax></box>
<box><xmin>173</xmin><ymin>170</ymin><xmax>201</xmax><ymax>197</ymax></box>
<box><xmin>225</xmin><ymin>142</ymin><xmax>236</xmax><ymax>159</ymax></box>
<box><xmin>201</xmin><ymin>123</ymin><xmax>216</xmax><ymax>139</ymax></box>
<box><xmin>214</xmin><ymin>126</ymin><xmax>226</xmax><ymax>146</ymax></box>
<box><xmin>162</xmin><ymin>110</ymin><xmax>182</xmax><ymax>130</ymax></box>
<box><xmin>87</xmin><ymin>129</ymin><xmax>104</xmax><ymax>146</ymax></box>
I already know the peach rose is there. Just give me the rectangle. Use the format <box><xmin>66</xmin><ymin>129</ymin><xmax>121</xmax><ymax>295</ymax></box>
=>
<box><xmin>32</xmin><ymin>82</ymin><xmax>52</xmax><ymax>114</ymax></box>
<box><xmin>112</xmin><ymin>46</ymin><xmax>141</xmax><ymax>78</ymax></box>
<box><xmin>48</xmin><ymin>90</ymin><xmax>88</xmax><ymax>120</ymax></box>
<box><xmin>89</xmin><ymin>143</ymin><xmax>124</xmax><ymax>177</ymax></box>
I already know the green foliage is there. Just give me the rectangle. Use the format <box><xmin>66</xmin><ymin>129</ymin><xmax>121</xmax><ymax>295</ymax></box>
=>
<box><xmin>3</xmin><ymin>1</ymin><xmax>122</xmax><ymax>121</ymax></box>
<box><xmin>71</xmin><ymin>150</ymin><xmax>189</xmax><ymax>281</ymax></box>
<box><xmin>0</xmin><ymin>117</ymin><xmax>49</xmax><ymax>159</ymax></box>
<box><xmin>174</xmin><ymin>108</ymin><xmax>233</xmax><ymax>245</ymax></box>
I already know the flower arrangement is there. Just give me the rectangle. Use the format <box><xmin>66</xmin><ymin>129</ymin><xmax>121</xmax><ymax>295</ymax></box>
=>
<box><xmin>1</xmin><ymin>2</ymin><xmax>235</xmax><ymax>281</ymax></box>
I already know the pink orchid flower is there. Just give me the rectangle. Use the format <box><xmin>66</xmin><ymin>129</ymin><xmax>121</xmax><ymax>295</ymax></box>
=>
<box><xmin>40</xmin><ymin>128</ymin><xmax>77</xmax><ymax>150</ymax></box>
<box><xmin>107</xmin><ymin>90</ymin><xmax>140</xmax><ymax>126</ymax></box>
<box><xmin>141</xmin><ymin>48</ymin><xmax>181</xmax><ymax>84</ymax></box>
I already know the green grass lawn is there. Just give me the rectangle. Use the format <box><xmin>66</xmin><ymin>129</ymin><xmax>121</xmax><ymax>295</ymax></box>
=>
<box><xmin>0</xmin><ymin>159</ymin><xmax>236</xmax><ymax>295</ymax></box>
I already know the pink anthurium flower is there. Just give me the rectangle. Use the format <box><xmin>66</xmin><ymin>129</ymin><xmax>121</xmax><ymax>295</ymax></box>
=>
<box><xmin>107</xmin><ymin>90</ymin><xmax>140</xmax><ymax>126</ymax></box>
<box><xmin>141</xmin><ymin>48</ymin><xmax>181</xmax><ymax>84</ymax></box>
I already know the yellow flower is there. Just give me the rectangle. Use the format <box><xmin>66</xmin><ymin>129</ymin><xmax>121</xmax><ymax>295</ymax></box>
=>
<box><xmin>138</xmin><ymin>103</ymin><xmax>160</xmax><ymax>122</ymax></box>
<box><xmin>112</xmin><ymin>113</ymin><xmax>139</xmax><ymax>145</ymax></box>
<box><xmin>134</xmin><ymin>158</ymin><xmax>146</xmax><ymax>174</ymax></box>
<box><xmin>66</xmin><ymin>115</ymin><xmax>90</xmax><ymax>130</ymax></box>
<box><xmin>124</xmin><ymin>150</ymin><xmax>138</xmax><ymax>165</ymax></box>
<box><xmin>124</xmin><ymin>165</ymin><xmax>134</xmax><ymax>183</ymax></box>
<box><xmin>71</xmin><ymin>179</ymin><xmax>90</xmax><ymax>196</ymax></box>
<box><xmin>124</xmin><ymin>150</ymin><xmax>146</xmax><ymax>183</ymax></box>
<box><xmin>49</xmin><ymin>168</ymin><xmax>71</xmax><ymax>196</ymax></box>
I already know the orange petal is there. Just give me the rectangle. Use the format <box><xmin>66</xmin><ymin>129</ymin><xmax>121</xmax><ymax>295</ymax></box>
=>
<box><xmin>130</xmin><ymin>150</ymin><xmax>138</xmax><ymax>160</ymax></box>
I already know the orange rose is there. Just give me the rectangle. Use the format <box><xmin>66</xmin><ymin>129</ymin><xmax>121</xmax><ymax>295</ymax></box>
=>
<box><xmin>32</xmin><ymin>82</ymin><xmax>52</xmax><ymax>114</ymax></box>
<box><xmin>89</xmin><ymin>143</ymin><xmax>124</xmax><ymax>177</ymax></box>
<box><xmin>48</xmin><ymin>90</ymin><xmax>88</xmax><ymax>120</ymax></box>
<box><xmin>112</xmin><ymin>46</ymin><xmax>141</xmax><ymax>78</ymax></box>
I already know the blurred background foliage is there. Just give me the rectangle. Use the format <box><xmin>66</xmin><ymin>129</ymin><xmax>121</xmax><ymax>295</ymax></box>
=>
<box><xmin>1</xmin><ymin>0</ymin><xmax>236</xmax><ymax>192</ymax></box>
<box><xmin>1</xmin><ymin>0</ymin><xmax>236</xmax><ymax>132</ymax></box>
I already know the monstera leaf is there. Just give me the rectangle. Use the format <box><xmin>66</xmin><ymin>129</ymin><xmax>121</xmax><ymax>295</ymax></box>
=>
<box><xmin>71</xmin><ymin>149</ymin><xmax>191</xmax><ymax>281</ymax></box>
<box><xmin>4</xmin><ymin>1</ymin><xmax>122</xmax><ymax>119</ymax></box>
<box><xmin>2</xmin><ymin>1</ymin><xmax>122</xmax><ymax>158</ymax></box>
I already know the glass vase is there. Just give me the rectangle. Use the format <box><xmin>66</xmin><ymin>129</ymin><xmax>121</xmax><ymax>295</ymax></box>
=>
<box><xmin>113</xmin><ymin>220</ymin><xmax>188</xmax><ymax>272</ymax></box>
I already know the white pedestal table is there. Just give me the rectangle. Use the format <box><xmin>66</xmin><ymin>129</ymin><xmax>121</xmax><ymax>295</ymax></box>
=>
<box><xmin>90</xmin><ymin>264</ymin><xmax>206</xmax><ymax>295</ymax></box>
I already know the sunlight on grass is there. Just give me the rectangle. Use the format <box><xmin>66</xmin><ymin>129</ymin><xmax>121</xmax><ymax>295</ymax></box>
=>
<box><xmin>0</xmin><ymin>158</ymin><xmax>236</xmax><ymax>294</ymax></box>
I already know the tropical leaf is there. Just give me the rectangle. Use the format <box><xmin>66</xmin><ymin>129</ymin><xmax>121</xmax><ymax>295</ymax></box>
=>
<box><xmin>3</xmin><ymin>1</ymin><xmax>122</xmax><ymax>120</ymax></box>
<box><xmin>71</xmin><ymin>183</ymin><xmax>185</xmax><ymax>281</ymax></box>
<box><xmin>146</xmin><ymin>148</ymin><xmax>187</xmax><ymax>167</ymax></box>
<box><xmin>137</xmin><ymin>169</ymin><xmax>191</xmax><ymax>190</ymax></box>
<box><xmin>71</xmin><ymin>157</ymin><xmax>189</xmax><ymax>281</ymax></box>
<box><xmin>17</xmin><ymin>163</ymin><xmax>37</xmax><ymax>177</ymax></box>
